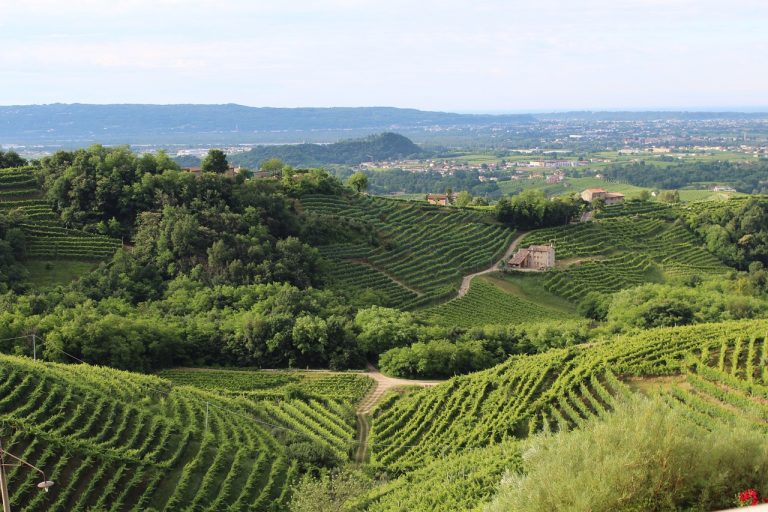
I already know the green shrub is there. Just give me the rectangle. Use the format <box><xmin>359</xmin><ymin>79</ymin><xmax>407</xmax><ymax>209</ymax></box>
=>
<box><xmin>485</xmin><ymin>396</ymin><xmax>768</xmax><ymax>512</ymax></box>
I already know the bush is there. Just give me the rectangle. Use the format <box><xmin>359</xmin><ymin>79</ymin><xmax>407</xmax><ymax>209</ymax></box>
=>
<box><xmin>485</xmin><ymin>396</ymin><xmax>768</xmax><ymax>512</ymax></box>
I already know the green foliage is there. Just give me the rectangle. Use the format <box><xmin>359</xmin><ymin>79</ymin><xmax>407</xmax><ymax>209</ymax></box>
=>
<box><xmin>200</xmin><ymin>148</ymin><xmax>229</xmax><ymax>174</ymax></box>
<box><xmin>606</xmin><ymin>283</ymin><xmax>768</xmax><ymax>329</ymax></box>
<box><xmin>346</xmin><ymin>171</ymin><xmax>369</xmax><ymax>194</ymax></box>
<box><xmin>289</xmin><ymin>468</ymin><xmax>373</xmax><ymax>512</ymax></box>
<box><xmin>369</xmin><ymin>319</ymin><xmax>768</xmax><ymax>472</ymax></box>
<box><xmin>603</xmin><ymin>159</ymin><xmax>768</xmax><ymax>194</ymax></box>
<box><xmin>495</xmin><ymin>189</ymin><xmax>583</xmax><ymax>229</ymax></box>
<box><xmin>0</xmin><ymin>149</ymin><xmax>27</xmax><ymax>169</ymax></box>
<box><xmin>379</xmin><ymin>320</ymin><xmax>593</xmax><ymax>378</ymax></box>
<box><xmin>379</xmin><ymin>338</ymin><xmax>496</xmax><ymax>378</ymax></box>
<box><xmin>354</xmin><ymin>306</ymin><xmax>419</xmax><ymax>355</ymax></box>
<box><xmin>486</xmin><ymin>396</ymin><xmax>768</xmax><ymax>512</ymax></box>
<box><xmin>659</xmin><ymin>189</ymin><xmax>680</xmax><ymax>203</ymax></box>
<box><xmin>157</xmin><ymin>369</ymin><xmax>373</xmax><ymax>402</ymax></box>
<box><xmin>351</xmin><ymin>168</ymin><xmax>501</xmax><ymax>198</ymax></box>
<box><xmin>684</xmin><ymin>197</ymin><xmax>768</xmax><ymax>269</ymax></box>
<box><xmin>0</xmin><ymin>353</ymin><xmax>357</xmax><ymax>511</ymax></box>
<box><xmin>352</xmin><ymin>442</ymin><xmax>522</xmax><ymax>511</ymax></box>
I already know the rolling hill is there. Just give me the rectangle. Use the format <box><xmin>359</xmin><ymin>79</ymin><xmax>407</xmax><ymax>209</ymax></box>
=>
<box><xmin>230</xmin><ymin>132</ymin><xmax>423</xmax><ymax>167</ymax></box>
<box><xmin>0</xmin><ymin>356</ymin><xmax>370</xmax><ymax>511</ymax></box>
<box><xmin>368</xmin><ymin>318</ymin><xmax>768</xmax><ymax>475</ymax></box>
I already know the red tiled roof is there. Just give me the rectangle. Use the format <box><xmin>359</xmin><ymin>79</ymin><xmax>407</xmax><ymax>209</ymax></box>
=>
<box><xmin>509</xmin><ymin>249</ymin><xmax>530</xmax><ymax>265</ymax></box>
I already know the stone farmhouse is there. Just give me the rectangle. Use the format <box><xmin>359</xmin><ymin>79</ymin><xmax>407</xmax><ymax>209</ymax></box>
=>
<box><xmin>426</xmin><ymin>193</ymin><xmax>454</xmax><ymax>206</ymax></box>
<box><xmin>580</xmin><ymin>188</ymin><xmax>625</xmax><ymax>206</ymax></box>
<box><xmin>508</xmin><ymin>244</ymin><xmax>555</xmax><ymax>270</ymax></box>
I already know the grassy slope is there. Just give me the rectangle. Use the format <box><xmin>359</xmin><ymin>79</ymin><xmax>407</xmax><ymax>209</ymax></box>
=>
<box><xmin>424</xmin><ymin>275</ymin><xmax>578</xmax><ymax>327</ymax></box>
<box><xmin>23</xmin><ymin>260</ymin><xmax>99</xmax><ymax>288</ymax></box>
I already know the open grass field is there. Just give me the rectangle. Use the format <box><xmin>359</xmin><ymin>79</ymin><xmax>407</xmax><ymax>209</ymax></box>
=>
<box><xmin>23</xmin><ymin>260</ymin><xmax>99</xmax><ymax>288</ymax></box>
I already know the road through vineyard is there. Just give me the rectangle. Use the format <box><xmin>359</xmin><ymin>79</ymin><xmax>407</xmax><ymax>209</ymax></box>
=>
<box><xmin>355</xmin><ymin>364</ymin><xmax>443</xmax><ymax>464</ymax></box>
<box><xmin>457</xmin><ymin>230</ymin><xmax>528</xmax><ymax>297</ymax></box>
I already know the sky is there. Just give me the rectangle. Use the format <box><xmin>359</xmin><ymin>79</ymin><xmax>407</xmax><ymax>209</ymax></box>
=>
<box><xmin>1</xmin><ymin>0</ymin><xmax>767</xmax><ymax>112</ymax></box>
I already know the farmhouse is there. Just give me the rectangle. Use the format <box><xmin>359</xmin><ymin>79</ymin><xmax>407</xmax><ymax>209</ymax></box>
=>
<box><xmin>508</xmin><ymin>244</ymin><xmax>555</xmax><ymax>270</ymax></box>
<box><xmin>426</xmin><ymin>193</ymin><xmax>454</xmax><ymax>206</ymax></box>
<box><xmin>580</xmin><ymin>188</ymin><xmax>625</xmax><ymax>206</ymax></box>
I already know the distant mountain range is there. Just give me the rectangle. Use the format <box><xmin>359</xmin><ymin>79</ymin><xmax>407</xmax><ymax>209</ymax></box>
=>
<box><xmin>228</xmin><ymin>132</ymin><xmax>423</xmax><ymax>167</ymax></box>
<box><xmin>2</xmin><ymin>104</ymin><xmax>766</xmax><ymax>148</ymax></box>
<box><xmin>0</xmin><ymin>104</ymin><xmax>534</xmax><ymax>146</ymax></box>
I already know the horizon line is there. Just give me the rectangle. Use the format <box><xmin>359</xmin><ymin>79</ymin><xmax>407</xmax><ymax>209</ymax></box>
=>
<box><xmin>2</xmin><ymin>103</ymin><xmax>768</xmax><ymax>115</ymax></box>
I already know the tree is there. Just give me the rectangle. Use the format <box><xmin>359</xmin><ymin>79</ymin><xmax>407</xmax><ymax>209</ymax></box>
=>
<box><xmin>638</xmin><ymin>189</ymin><xmax>651</xmax><ymax>201</ymax></box>
<box><xmin>455</xmin><ymin>191</ymin><xmax>472</xmax><ymax>207</ymax></box>
<box><xmin>659</xmin><ymin>190</ymin><xmax>680</xmax><ymax>203</ymax></box>
<box><xmin>260</xmin><ymin>158</ymin><xmax>285</xmax><ymax>175</ymax></box>
<box><xmin>0</xmin><ymin>150</ymin><xmax>26</xmax><ymax>169</ymax></box>
<box><xmin>201</xmin><ymin>149</ymin><xmax>229</xmax><ymax>174</ymax></box>
<box><xmin>347</xmin><ymin>171</ymin><xmax>369</xmax><ymax>194</ymax></box>
<box><xmin>354</xmin><ymin>306</ymin><xmax>418</xmax><ymax>355</ymax></box>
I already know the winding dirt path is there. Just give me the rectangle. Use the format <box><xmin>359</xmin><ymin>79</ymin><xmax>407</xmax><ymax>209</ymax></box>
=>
<box><xmin>354</xmin><ymin>364</ymin><xmax>443</xmax><ymax>464</ymax></box>
<box><xmin>457</xmin><ymin>231</ymin><xmax>529</xmax><ymax>298</ymax></box>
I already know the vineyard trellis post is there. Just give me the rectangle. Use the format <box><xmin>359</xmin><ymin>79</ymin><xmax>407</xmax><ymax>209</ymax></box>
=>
<box><xmin>0</xmin><ymin>440</ymin><xmax>9</xmax><ymax>512</ymax></box>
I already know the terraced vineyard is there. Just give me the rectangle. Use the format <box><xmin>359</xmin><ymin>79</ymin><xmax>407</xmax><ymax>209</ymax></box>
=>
<box><xmin>425</xmin><ymin>278</ymin><xmax>577</xmax><ymax>327</ymax></box>
<box><xmin>519</xmin><ymin>214</ymin><xmax>729</xmax><ymax>302</ymax></box>
<box><xmin>0</xmin><ymin>167</ymin><xmax>121</xmax><ymax>261</ymax></box>
<box><xmin>302</xmin><ymin>194</ymin><xmax>515</xmax><ymax>309</ymax></box>
<box><xmin>662</xmin><ymin>334</ymin><xmax>768</xmax><ymax>432</ymax></box>
<box><xmin>368</xmin><ymin>319</ymin><xmax>768</xmax><ymax>472</ymax></box>
<box><xmin>352</xmin><ymin>441</ymin><xmax>523</xmax><ymax>511</ymax></box>
<box><xmin>542</xmin><ymin>253</ymin><xmax>656</xmax><ymax>302</ymax></box>
<box><xmin>594</xmin><ymin>200</ymin><xmax>672</xmax><ymax>218</ymax></box>
<box><xmin>157</xmin><ymin>368</ymin><xmax>373</xmax><ymax>402</ymax></box>
<box><xmin>0</xmin><ymin>355</ymin><xmax>361</xmax><ymax>511</ymax></box>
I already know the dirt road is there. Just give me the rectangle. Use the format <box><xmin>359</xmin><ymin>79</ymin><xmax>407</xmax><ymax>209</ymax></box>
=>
<box><xmin>457</xmin><ymin>231</ymin><xmax>528</xmax><ymax>298</ymax></box>
<box><xmin>354</xmin><ymin>364</ymin><xmax>443</xmax><ymax>464</ymax></box>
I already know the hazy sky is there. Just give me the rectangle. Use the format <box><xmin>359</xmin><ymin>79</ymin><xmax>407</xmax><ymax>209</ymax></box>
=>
<box><xmin>2</xmin><ymin>0</ymin><xmax>767</xmax><ymax>111</ymax></box>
